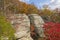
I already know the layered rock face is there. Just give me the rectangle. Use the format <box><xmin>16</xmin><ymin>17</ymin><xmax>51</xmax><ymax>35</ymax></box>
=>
<box><xmin>28</xmin><ymin>14</ymin><xmax>45</xmax><ymax>37</ymax></box>
<box><xmin>6</xmin><ymin>14</ymin><xmax>32</xmax><ymax>40</ymax></box>
<box><xmin>6</xmin><ymin>14</ymin><xmax>45</xmax><ymax>40</ymax></box>
<box><xmin>1</xmin><ymin>0</ymin><xmax>45</xmax><ymax>40</ymax></box>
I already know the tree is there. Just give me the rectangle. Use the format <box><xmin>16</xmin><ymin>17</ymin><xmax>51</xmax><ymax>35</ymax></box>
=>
<box><xmin>40</xmin><ymin>5</ymin><xmax>54</xmax><ymax>22</ymax></box>
<box><xmin>26</xmin><ymin>4</ymin><xmax>38</xmax><ymax>15</ymax></box>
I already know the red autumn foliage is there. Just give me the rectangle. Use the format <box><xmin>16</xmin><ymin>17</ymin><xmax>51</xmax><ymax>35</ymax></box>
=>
<box><xmin>43</xmin><ymin>22</ymin><xmax>60</xmax><ymax>40</ymax></box>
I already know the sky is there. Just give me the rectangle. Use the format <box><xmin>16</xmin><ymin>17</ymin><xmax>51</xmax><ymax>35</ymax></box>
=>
<box><xmin>19</xmin><ymin>0</ymin><xmax>60</xmax><ymax>9</ymax></box>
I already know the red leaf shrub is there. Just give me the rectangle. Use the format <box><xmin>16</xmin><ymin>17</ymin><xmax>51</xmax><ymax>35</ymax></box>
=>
<box><xmin>43</xmin><ymin>22</ymin><xmax>60</xmax><ymax>40</ymax></box>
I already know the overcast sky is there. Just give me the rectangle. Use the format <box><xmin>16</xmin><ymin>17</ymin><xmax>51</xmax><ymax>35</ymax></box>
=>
<box><xmin>19</xmin><ymin>0</ymin><xmax>60</xmax><ymax>9</ymax></box>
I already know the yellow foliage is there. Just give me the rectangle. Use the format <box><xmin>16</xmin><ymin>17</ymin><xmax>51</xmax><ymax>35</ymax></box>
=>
<box><xmin>4</xmin><ymin>0</ymin><xmax>38</xmax><ymax>14</ymax></box>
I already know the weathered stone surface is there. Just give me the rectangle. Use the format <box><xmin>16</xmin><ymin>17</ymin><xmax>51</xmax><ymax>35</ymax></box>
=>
<box><xmin>7</xmin><ymin>14</ymin><xmax>33</xmax><ymax>40</ymax></box>
<box><xmin>29</xmin><ymin>14</ymin><xmax>45</xmax><ymax>37</ymax></box>
<box><xmin>6</xmin><ymin>14</ymin><xmax>45</xmax><ymax>40</ymax></box>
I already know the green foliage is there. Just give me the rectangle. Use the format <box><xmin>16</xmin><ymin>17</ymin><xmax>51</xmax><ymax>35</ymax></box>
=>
<box><xmin>0</xmin><ymin>12</ymin><xmax>16</xmax><ymax>40</ymax></box>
